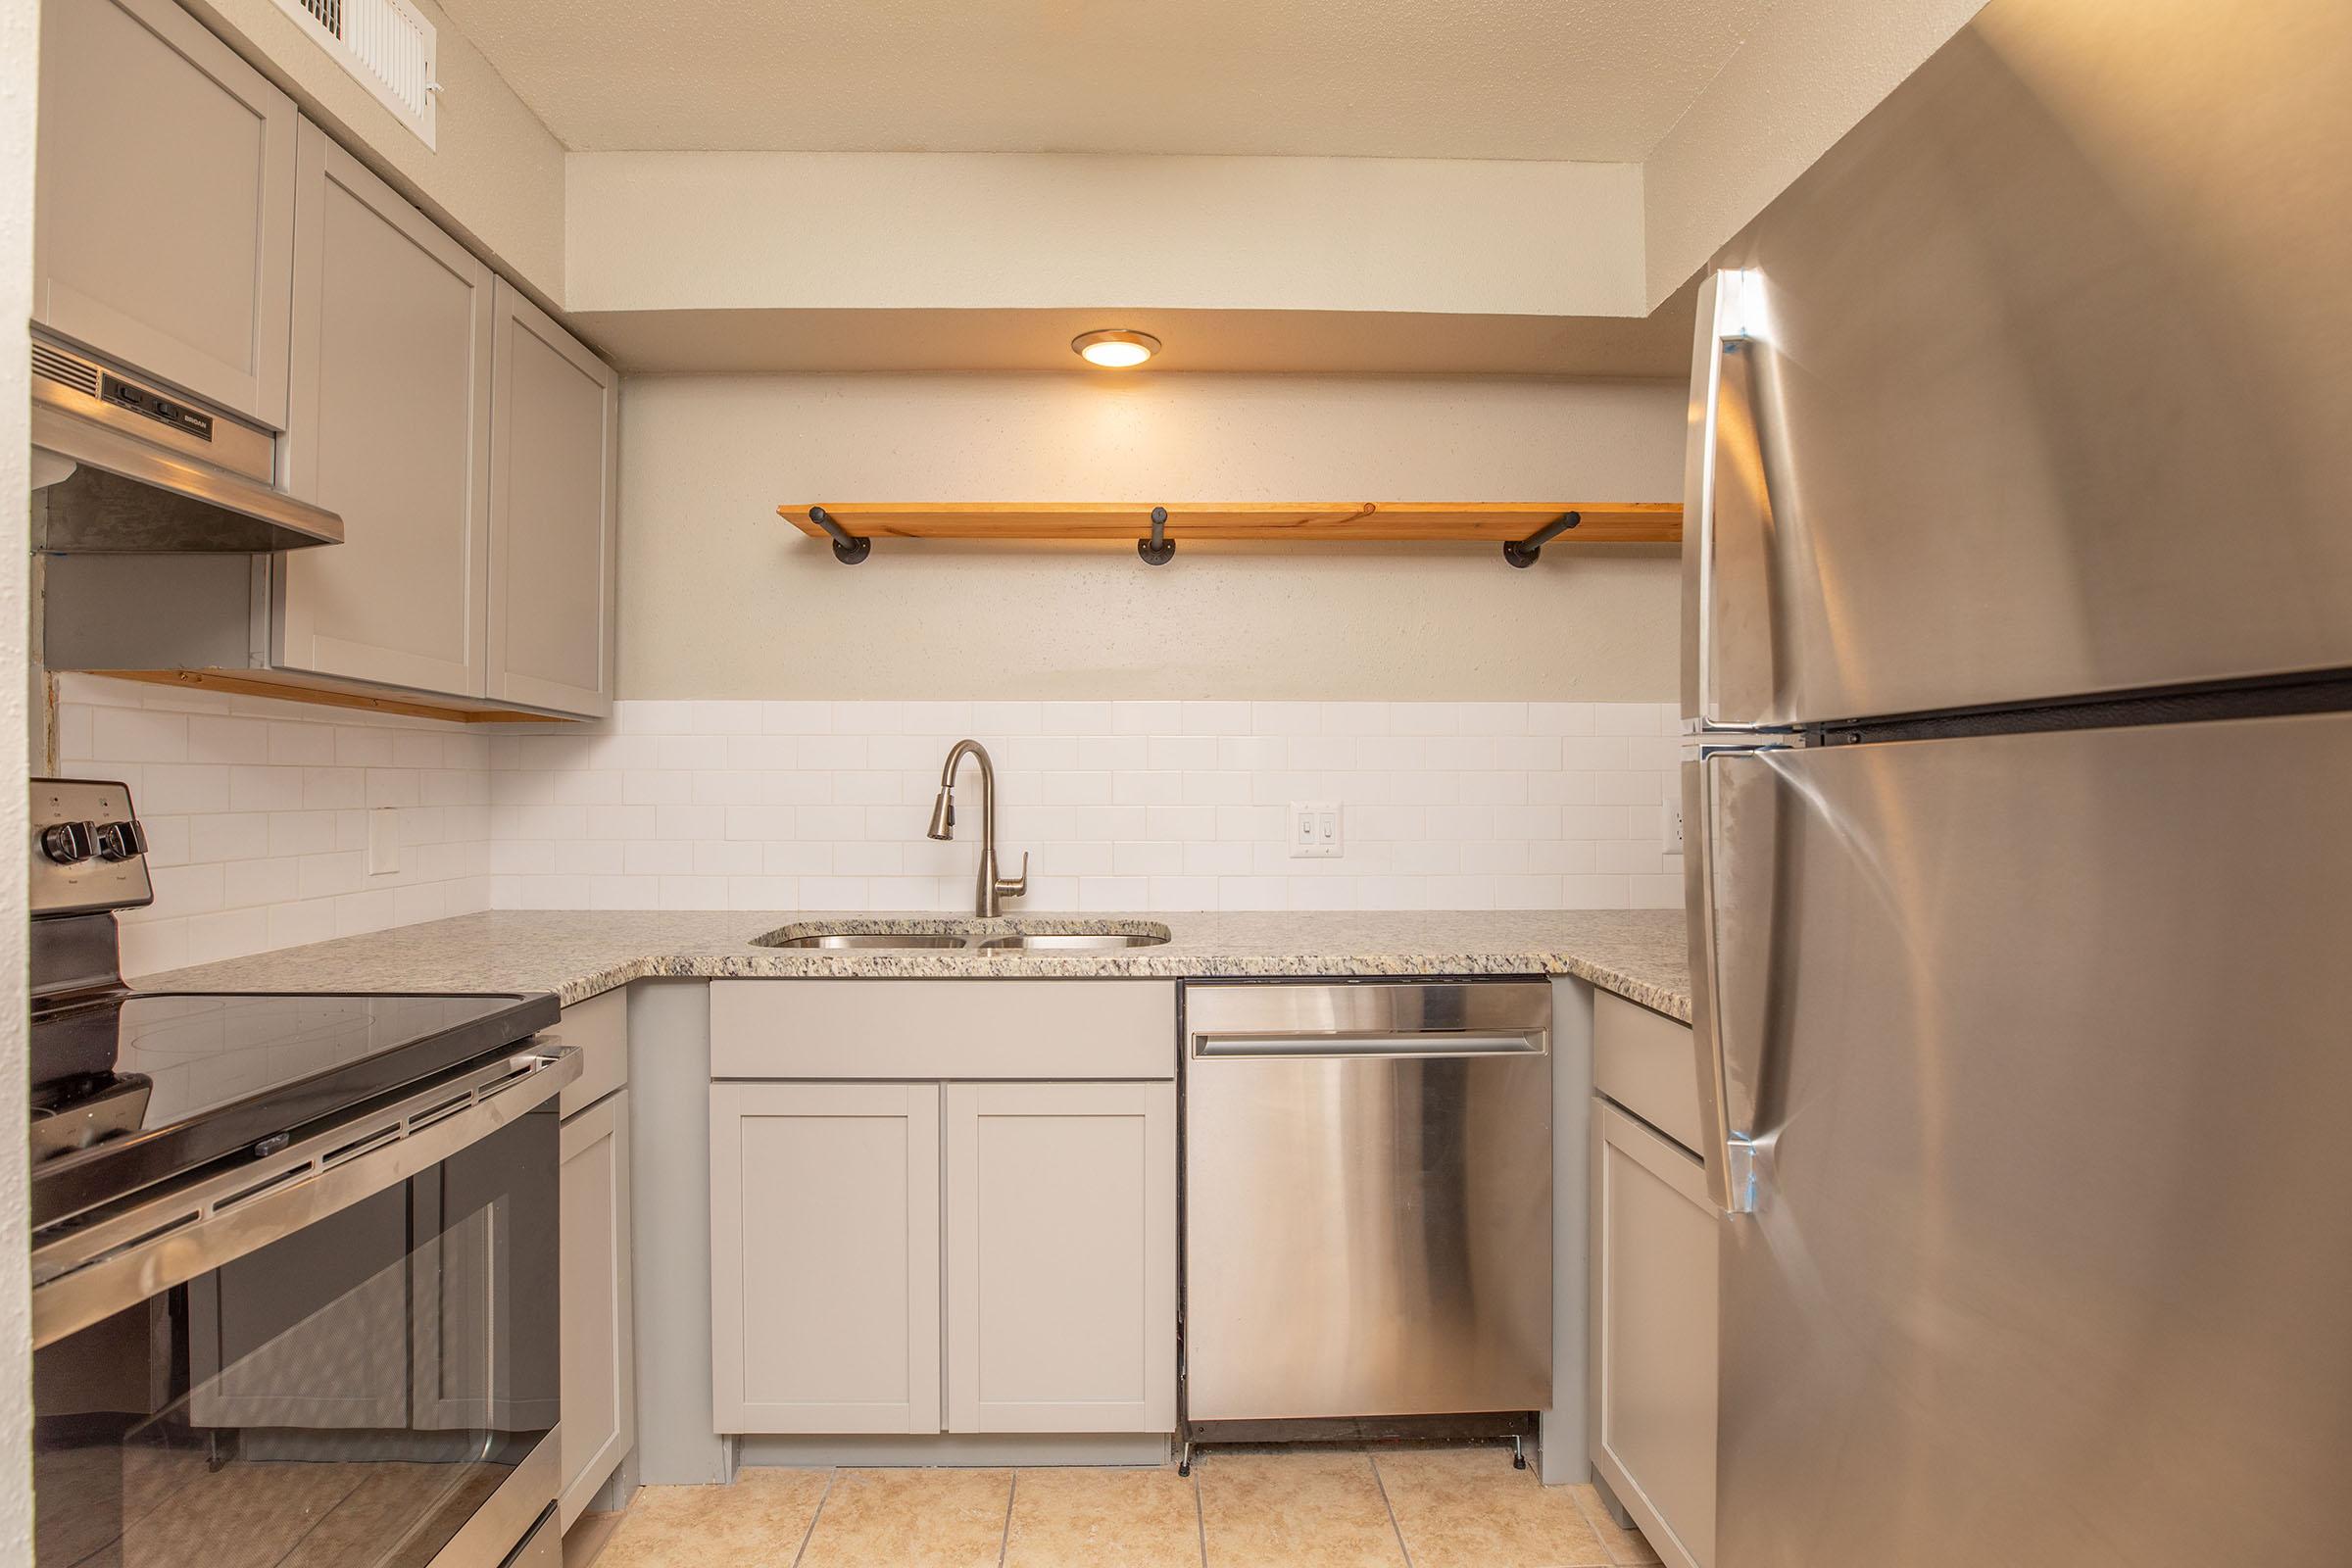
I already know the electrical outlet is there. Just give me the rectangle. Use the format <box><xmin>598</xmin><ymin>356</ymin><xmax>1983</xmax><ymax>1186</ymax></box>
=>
<box><xmin>368</xmin><ymin>808</ymin><xmax>401</xmax><ymax>876</ymax></box>
<box><xmin>1660</xmin><ymin>795</ymin><xmax>1685</xmax><ymax>855</ymax></box>
<box><xmin>1290</xmin><ymin>801</ymin><xmax>1343</xmax><ymax>858</ymax></box>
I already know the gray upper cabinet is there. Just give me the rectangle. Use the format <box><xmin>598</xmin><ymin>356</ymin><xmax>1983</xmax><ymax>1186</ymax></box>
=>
<box><xmin>34</xmin><ymin>0</ymin><xmax>298</xmax><ymax>428</ymax></box>
<box><xmin>488</xmin><ymin>280</ymin><xmax>619</xmax><ymax>718</ymax></box>
<box><xmin>278</xmin><ymin>120</ymin><xmax>494</xmax><ymax>698</ymax></box>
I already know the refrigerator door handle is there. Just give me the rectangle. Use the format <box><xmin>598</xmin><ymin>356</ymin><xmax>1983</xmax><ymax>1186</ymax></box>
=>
<box><xmin>1682</xmin><ymin>269</ymin><xmax>1782</xmax><ymax>735</ymax></box>
<box><xmin>1686</xmin><ymin>744</ymin><xmax>1785</xmax><ymax>1213</ymax></box>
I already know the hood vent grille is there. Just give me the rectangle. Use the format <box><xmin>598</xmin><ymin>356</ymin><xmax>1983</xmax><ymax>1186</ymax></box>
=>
<box><xmin>31</xmin><ymin>342</ymin><xmax>100</xmax><ymax>398</ymax></box>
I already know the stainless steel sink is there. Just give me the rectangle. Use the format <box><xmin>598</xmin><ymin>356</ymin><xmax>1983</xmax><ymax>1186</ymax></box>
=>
<box><xmin>975</xmin><ymin>932</ymin><xmax>1170</xmax><ymax>951</ymax></box>
<box><xmin>760</xmin><ymin>932</ymin><xmax>970</xmax><ymax>950</ymax></box>
<box><xmin>752</xmin><ymin>920</ymin><xmax>1171</xmax><ymax>952</ymax></box>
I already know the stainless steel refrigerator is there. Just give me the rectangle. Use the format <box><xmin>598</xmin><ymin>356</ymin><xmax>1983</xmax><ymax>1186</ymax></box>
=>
<box><xmin>1680</xmin><ymin>3</ymin><xmax>2352</xmax><ymax>1565</ymax></box>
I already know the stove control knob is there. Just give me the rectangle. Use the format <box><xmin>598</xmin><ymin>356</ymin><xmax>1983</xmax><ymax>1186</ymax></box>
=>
<box><xmin>93</xmin><ymin>820</ymin><xmax>148</xmax><ymax>861</ymax></box>
<box><xmin>40</xmin><ymin>820</ymin><xmax>95</xmax><ymax>865</ymax></box>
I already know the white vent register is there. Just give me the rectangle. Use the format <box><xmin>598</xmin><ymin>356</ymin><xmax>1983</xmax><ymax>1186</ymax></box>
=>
<box><xmin>271</xmin><ymin>0</ymin><xmax>439</xmax><ymax>146</ymax></box>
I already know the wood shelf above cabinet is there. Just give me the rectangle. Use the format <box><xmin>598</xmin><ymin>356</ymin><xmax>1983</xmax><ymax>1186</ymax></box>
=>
<box><xmin>777</xmin><ymin>502</ymin><xmax>1682</xmax><ymax>568</ymax></box>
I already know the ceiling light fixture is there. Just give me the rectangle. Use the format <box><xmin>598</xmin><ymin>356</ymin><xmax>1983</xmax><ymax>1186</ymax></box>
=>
<box><xmin>1072</xmin><ymin>329</ymin><xmax>1161</xmax><ymax>368</ymax></box>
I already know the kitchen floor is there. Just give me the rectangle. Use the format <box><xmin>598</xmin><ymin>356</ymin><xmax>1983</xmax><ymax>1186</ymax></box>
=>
<box><xmin>570</xmin><ymin>1446</ymin><xmax>1662</xmax><ymax>1568</ymax></box>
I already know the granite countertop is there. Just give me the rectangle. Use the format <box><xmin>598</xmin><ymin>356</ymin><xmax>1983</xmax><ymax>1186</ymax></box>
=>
<box><xmin>138</xmin><ymin>908</ymin><xmax>1692</xmax><ymax>1021</ymax></box>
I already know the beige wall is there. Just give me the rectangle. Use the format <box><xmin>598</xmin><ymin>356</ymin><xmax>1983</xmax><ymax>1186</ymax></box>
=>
<box><xmin>566</xmin><ymin>152</ymin><xmax>1647</xmax><ymax>319</ymax></box>
<box><xmin>3</xmin><ymin>0</ymin><xmax>38</xmax><ymax>1557</ymax></box>
<box><xmin>618</xmin><ymin>373</ymin><xmax>1685</xmax><ymax>702</ymax></box>
<box><xmin>1642</xmin><ymin>0</ymin><xmax>1988</xmax><ymax>304</ymax></box>
<box><xmin>182</xmin><ymin>0</ymin><xmax>565</xmax><ymax>297</ymax></box>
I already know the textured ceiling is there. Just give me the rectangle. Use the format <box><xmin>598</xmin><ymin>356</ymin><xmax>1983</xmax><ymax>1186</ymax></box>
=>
<box><xmin>437</xmin><ymin>0</ymin><xmax>1772</xmax><ymax>158</ymax></box>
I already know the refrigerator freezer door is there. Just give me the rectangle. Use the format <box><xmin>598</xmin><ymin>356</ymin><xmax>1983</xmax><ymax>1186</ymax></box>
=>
<box><xmin>1705</xmin><ymin>712</ymin><xmax>2352</xmax><ymax>1568</ymax></box>
<box><xmin>1685</xmin><ymin>0</ymin><xmax>2352</xmax><ymax>728</ymax></box>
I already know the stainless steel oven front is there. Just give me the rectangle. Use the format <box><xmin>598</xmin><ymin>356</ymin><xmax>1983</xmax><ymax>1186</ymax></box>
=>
<box><xmin>31</xmin><ymin>1049</ymin><xmax>576</xmax><ymax>1568</ymax></box>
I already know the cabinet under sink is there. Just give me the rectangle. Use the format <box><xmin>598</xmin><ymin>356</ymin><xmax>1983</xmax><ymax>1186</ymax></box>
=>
<box><xmin>705</xmin><ymin>980</ymin><xmax>1178</xmax><ymax>1439</ymax></box>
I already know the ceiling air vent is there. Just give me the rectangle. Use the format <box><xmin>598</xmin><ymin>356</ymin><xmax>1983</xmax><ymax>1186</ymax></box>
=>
<box><xmin>270</xmin><ymin>0</ymin><xmax>438</xmax><ymax>147</ymax></box>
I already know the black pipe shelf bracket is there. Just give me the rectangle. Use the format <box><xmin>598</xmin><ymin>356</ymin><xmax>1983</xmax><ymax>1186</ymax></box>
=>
<box><xmin>1502</xmin><ymin>510</ymin><xmax>1580</xmax><ymax>567</ymax></box>
<box><xmin>1138</xmin><ymin>506</ymin><xmax>1175</xmax><ymax>565</ymax></box>
<box><xmin>808</xmin><ymin>506</ymin><xmax>871</xmax><ymax>564</ymax></box>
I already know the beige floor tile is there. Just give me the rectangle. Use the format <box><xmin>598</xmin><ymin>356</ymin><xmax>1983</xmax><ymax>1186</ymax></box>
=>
<box><xmin>1565</xmin><ymin>1484</ymin><xmax>1664</xmax><ymax>1567</ymax></box>
<box><xmin>1004</xmin><ymin>1466</ymin><xmax>1202</xmax><ymax>1568</ymax></box>
<box><xmin>797</xmin><ymin>1467</ymin><xmax>1013</xmax><ymax>1568</ymax></box>
<box><xmin>1196</xmin><ymin>1451</ymin><xmax>1406</xmax><ymax>1568</ymax></box>
<box><xmin>598</xmin><ymin>1467</ymin><xmax>831</xmax><ymax>1568</ymax></box>
<box><xmin>563</xmin><ymin>1510</ymin><xmax>625</xmax><ymax>1568</ymax></box>
<box><xmin>1374</xmin><ymin>1448</ymin><xmax>1612</xmax><ymax>1568</ymax></box>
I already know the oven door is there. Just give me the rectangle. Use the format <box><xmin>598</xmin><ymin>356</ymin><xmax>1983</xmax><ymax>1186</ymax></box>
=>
<box><xmin>31</xmin><ymin>1053</ymin><xmax>572</xmax><ymax>1568</ymax></box>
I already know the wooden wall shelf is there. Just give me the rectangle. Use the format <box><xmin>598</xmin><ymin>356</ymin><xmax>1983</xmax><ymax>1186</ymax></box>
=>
<box><xmin>777</xmin><ymin>502</ymin><xmax>1682</xmax><ymax>567</ymax></box>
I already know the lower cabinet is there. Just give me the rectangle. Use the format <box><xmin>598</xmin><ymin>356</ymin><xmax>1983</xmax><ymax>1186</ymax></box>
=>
<box><xmin>945</xmin><ymin>1082</ymin><xmax>1177</xmax><ymax>1434</ymax></box>
<box><xmin>710</xmin><ymin>1078</ymin><xmax>1176</xmax><ymax>1436</ymax></box>
<box><xmin>557</xmin><ymin>992</ymin><xmax>635</xmax><ymax>1527</ymax></box>
<box><xmin>710</xmin><ymin>1082</ymin><xmax>943</xmax><ymax>1435</ymax></box>
<box><xmin>1590</xmin><ymin>1099</ymin><xmax>1717</xmax><ymax>1568</ymax></box>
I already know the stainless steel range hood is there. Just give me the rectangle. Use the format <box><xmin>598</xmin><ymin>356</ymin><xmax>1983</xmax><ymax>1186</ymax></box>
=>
<box><xmin>28</xmin><ymin>337</ymin><xmax>342</xmax><ymax>553</ymax></box>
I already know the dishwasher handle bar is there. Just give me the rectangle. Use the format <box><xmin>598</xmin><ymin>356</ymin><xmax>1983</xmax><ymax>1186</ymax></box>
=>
<box><xmin>1195</xmin><ymin>1031</ymin><xmax>1544</xmax><ymax>1059</ymax></box>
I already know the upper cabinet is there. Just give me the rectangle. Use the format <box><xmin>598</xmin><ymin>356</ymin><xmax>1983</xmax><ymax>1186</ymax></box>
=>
<box><xmin>487</xmin><ymin>281</ymin><xmax>620</xmax><ymax>718</ymax></box>
<box><xmin>33</xmin><ymin>0</ymin><xmax>618</xmax><ymax>722</ymax></box>
<box><xmin>34</xmin><ymin>0</ymin><xmax>298</xmax><ymax>428</ymax></box>
<box><xmin>278</xmin><ymin>121</ymin><xmax>495</xmax><ymax>698</ymax></box>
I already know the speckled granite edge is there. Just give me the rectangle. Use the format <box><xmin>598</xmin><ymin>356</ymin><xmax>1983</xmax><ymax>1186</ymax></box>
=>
<box><xmin>140</xmin><ymin>908</ymin><xmax>1693</xmax><ymax>1022</ymax></box>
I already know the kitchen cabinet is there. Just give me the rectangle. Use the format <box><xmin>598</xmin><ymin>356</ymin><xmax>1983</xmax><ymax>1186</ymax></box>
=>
<box><xmin>708</xmin><ymin>981</ymin><xmax>1178</xmax><ymax>1439</ymax></box>
<box><xmin>1589</xmin><ymin>997</ymin><xmax>1716</xmax><ymax>1568</ymax></box>
<box><xmin>560</xmin><ymin>1091</ymin><xmax>634</xmax><ymax>1526</ymax></box>
<box><xmin>944</xmin><ymin>1082</ymin><xmax>1176</xmax><ymax>1434</ymax></box>
<box><xmin>278</xmin><ymin>120</ymin><xmax>495</xmax><ymax>698</ymax></box>
<box><xmin>710</xmin><ymin>1081</ymin><xmax>943</xmax><ymax>1435</ymax></box>
<box><xmin>33</xmin><ymin>0</ymin><xmax>298</xmax><ymax>427</ymax></box>
<box><xmin>555</xmin><ymin>990</ymin><xmax>635</xmax><ymax>1524</ymax></box>
<box><xmin>487</xmin><ymin>280</ymin><xmax>619</xmax><ymax>718</ymax></box>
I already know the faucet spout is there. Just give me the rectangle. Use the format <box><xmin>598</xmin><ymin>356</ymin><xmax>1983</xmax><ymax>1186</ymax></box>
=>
<box><xmin>931</xmin><ymin>740</ymin><xmax>1027</xmax><ymax>916</ymax></box>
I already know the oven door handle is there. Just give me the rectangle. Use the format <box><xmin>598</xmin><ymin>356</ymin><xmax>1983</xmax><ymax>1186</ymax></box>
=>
<box><xmin>30</xmin><ymin>1045</ymin><xmax>581</xmax><ymax>1350</ymax></box>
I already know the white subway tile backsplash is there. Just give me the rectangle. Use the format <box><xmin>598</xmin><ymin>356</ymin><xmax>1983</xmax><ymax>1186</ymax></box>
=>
<box><xmin>59</xmin><ymin>680</ymin><xmax>1684</xmax><ymax>967</ymax></box>
<box><xmin>58</xmin><ymin>676</ymin><xmax>495</xmax><ymax>977</ymax></box>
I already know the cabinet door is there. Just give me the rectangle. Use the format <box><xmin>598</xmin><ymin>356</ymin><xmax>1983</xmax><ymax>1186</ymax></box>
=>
<box><xmin>34</xmin><ymin>0</ymin><xmax>296</xmax><ymax>426</ymax></box>
<box><xmin>487</xmin><ymin>279</ymin><xmax>617</xmax><ymax>717</ymax></box>
<box><xmin>710</xmin><ymin>1083</ymin><xmax>941</xmax><ymax>1434</ymax></box>
<box><xmin>944</xmin><ymin>1082</ymin><xmax>1176</xmax><ymax>1434</ymax></box>
<box><xmin>277</xmin><ymin>119</ymin><xmax>494</xmax><ymax>697</ymax></box>
<box><xmin>1590</xmin><ymin>1101</ymin><xmax>1716</xmax><ymax>1568</ymax></box>
<box><xmin>560</xmin><ymin>1092</ymin><xmax>634</xmax><ymax>1529</ymax></box>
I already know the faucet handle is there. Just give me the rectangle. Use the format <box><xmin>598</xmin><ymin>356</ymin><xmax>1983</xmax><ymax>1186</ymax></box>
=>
<box><xmin>997</xmin><ymin>853</ymin><xmax>1029</xmax><ymax>901</ymax></box>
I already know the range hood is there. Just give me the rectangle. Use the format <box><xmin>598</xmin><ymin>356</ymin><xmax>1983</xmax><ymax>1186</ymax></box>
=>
<box><xmin>29</xmin><ymin>337</ymin><xmax>343</xmax><ymax>553</ymax></box>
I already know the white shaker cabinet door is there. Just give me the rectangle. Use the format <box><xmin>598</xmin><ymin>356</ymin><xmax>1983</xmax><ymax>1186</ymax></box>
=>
<box><xmin>34</xmin><ymin>0</ymin><xmax>298</xmax><ymax>426</ymax></box>
<box><xmin>710</xmin><ymin>1082</ymin><xmax>942</xmax><ymax>1434</ymax></box>
<box><xmin>486</xmin><ymin>279</ymin><xmax>618</xmax><ymax>718</ymax></box>
<box><xmin>278</xmin><ymin>120</ymin><xmax>494</xmax><ymax>698</ymax></box>
<box><xmin>560</xmin><ymin>1091</ymin><xmax>634</xmax><ymax>1529</ymax></box>
<box><xmin>1590</xmin><ymin>1100</ymin><xmax>1718</xmax><ymax>1568</ymax></box>
<box><xmin>944</xmin><ymin>1081</ymin><xmax>1176</xmax><ymax>1434</ymax></box>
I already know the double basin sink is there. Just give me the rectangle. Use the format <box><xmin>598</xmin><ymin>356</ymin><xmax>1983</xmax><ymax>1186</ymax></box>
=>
<box><xmin>753</xmin><ymin>919</ymin><xmax>1173</xmax><ymax>953</ymax></box>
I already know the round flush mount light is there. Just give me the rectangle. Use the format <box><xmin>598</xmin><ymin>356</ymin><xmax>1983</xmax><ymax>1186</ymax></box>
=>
<box><xmin>1072</xmin><ymin>328</ymin><xmax>1161</xmax><ymax>368</ymax></box>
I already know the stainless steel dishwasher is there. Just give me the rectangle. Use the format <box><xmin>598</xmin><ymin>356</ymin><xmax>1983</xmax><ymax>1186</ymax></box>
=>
<box><xmin>1181</xmin><ymin>979</ymin><xmax>1552</xmax><ymax>1425</ymax></box>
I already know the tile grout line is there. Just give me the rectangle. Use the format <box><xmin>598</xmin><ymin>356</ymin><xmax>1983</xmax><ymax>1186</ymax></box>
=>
<box><xmin>1568</xmin><ymin>1484</ymin><xmax>1653</xmax><ymax>1568</ymax></box>
<box><xmin>1368</xmin><ymin>1453</ymin><xmax>1417</xmax><ymax>1568</ymax></box>
<box><xmin>998</xmin><ymin>1468</ymin><xmax>1017</xmax><ymax>1567</ymax></box>
<box><xmin>788</xmin><ymin>1466</ymin><xmax>838</xmax><ymax>1568</ymax></box>
<box><xmin>1193</xmin><ymin>1453</ymin><xmax>1209</xmax><ymax>1568</ymax></box>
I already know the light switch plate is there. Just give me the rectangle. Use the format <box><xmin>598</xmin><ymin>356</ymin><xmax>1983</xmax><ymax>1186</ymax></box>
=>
<box><xmin>1290</xmin><ymin>801</ymin><xmax>1342</xmax><ymax>858</ymax></box>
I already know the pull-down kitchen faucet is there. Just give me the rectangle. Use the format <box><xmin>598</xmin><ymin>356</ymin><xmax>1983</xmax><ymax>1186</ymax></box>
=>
<box><xmin>926</xmin><ymin>739</ymin><xmax>1027</xmax><ymax>917</ymax></box>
